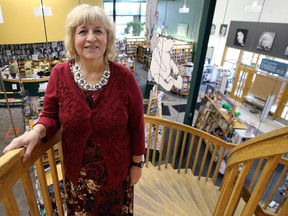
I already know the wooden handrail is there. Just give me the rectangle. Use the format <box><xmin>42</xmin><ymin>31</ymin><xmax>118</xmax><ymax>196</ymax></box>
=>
<box><xmin>227</xmin><ymin>127</ymin><xmax>288</xmax><ymax>167</ymax></box>
<box><xmin>214</xmin><ymin>126</ymin><xmax>288</xmax><ymax>216</ymax></box>
<box><xmin>0</xmin><ymin>129</ymin><xmax>62</xmax><ymax>215</ymax></box>
<box><xmin>241</xmin><ymin>186</ymin><xmax>275</xmax><ymax>216</ymax></box>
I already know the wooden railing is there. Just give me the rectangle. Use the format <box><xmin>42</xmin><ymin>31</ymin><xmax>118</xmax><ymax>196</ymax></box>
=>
<box><xmin>0</xmin><ymin>115</ymin><xmax>287</xmax><ymax>215</ymax></box>
<box><xmin>144</xmin><ymin>115</ymin><xmax>236</xmax><ymax>184</ymax></box>
<box><xmin>214</xmin><ymin>126</ymin><xmax>288</xmax><ymax>216</ymax></box>
<box><xmin>0</xmin><ymin>130</ymin><xmax>64</xmax><ymax>216</ymax></box>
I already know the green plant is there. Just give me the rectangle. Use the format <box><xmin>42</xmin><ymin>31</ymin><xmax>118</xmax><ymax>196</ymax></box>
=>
<box><xmin>124</xmin><ymin>20</ymin><xmax>144</xmax><ymax>36</ymax></box>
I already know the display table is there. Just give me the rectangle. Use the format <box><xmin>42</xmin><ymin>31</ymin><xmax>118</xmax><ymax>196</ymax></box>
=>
<box><xmin>1</xmin><ymin>77</ymin><xmax>48</xmax><ymax>97</ymax></box>
<box><xmin>0</xmin><ymin>98</ymin><xmax>23</xmax><ymax>107</ymax></box>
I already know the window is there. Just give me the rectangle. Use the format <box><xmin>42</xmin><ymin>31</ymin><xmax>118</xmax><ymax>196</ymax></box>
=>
<box><xmin>104</xmin><ymin>1</ymin><xmax>146</xmax><ymax>38</ymax></box>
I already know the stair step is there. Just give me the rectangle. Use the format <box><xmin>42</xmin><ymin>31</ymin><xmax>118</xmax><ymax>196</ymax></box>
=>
<box><xmin>134</xmin><ymin>163</ymin><xmax>219</xmax><ymax>216</ymax></box>
<box><xmin>175</xmin><ymin>169</ymin><xmax>214</xmax><ymax>215</ymax></box>
<box><xmin>135</xmin><ymin>165</ymin><xmax>191</xmax><ymax>215</ymax></box>
<box><xmin>158</xmin><ymin>165</ymin><xmax>209</xmax><ymax>216</ymax></box>
<box><xmin>197</xmin><ymin>176</ymin><xmax>220</xmax><ymax>213</ymax></box>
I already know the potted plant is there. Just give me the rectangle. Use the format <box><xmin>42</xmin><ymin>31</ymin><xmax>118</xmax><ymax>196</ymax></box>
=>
<box><xmin>124</xmin><ymin>20</ymin><xmax>144</xmax><ymax>36</ymax></box>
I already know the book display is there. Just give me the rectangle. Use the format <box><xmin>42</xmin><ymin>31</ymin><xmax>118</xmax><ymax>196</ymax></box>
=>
<box><xmin>171</xmin><ymin>63</ymin><xmax>193</xmax><ymax>95</ymax></box>
<box><xmin>137</xmin><ymin>44</ymin><xmax>151</xmax><ymax>63</ymax></box>
<box><xmin>138</xmin><ymin>41</ymin><xmax>193</xmax><ymax>72</ymax></box>
<box><xmin>115</xmin><ymin>53</ymin><xmax>135</xmax><ymax>74</ymax></box>
<box><xmin>125</xmin><ymin>36</ymin><xmax>146</xmax><ymax>59</ymax></box>
<box><xmin>195</xmin><ymin>94</ymin><xmax>248</xmax><ymax>174</ymax></box>
<box><xmin>170</xmin><ymin>42</ymin><xmax>193</xmax><ymax>65</ymax></box>
<box><xmin>195</xmin><ymin>95</ymin><xmax>247</xmax><ymax>142</ymax></box>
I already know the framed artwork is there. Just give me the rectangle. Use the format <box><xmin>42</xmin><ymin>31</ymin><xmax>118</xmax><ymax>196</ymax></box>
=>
<box><xmin>210</xmin><ymin>24</ymin><xmax>216</xmax><ymax>35</ymax></box>
<box><xmin>234</xmin><ymin>29</ymin><xmax>248</xmax><ymax>47</ymax></box>
<box><xmin>177</xmin><ymin>24</ymin><xmax>189</xmax><ymax>36</ymax></box>
<box><xmin>219</xmin><ymin>24</ymin><xmax>228</xmax><ymax>37</ymax></box>
<box><xmin>256</xmin><ymin>31</ymin><xmax>276</xmax><ymax>52</ymax></box>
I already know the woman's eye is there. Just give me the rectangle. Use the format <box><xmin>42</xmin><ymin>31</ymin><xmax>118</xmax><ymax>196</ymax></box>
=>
<box><xmin>95</xmin><ymin>29</ymin><xmax>103</xmax><ymax>34</ymax></box>
<box><xmin>78</xmin><ymin>30</ymin><xmax>87</xmax><ymax>34</ymax></box>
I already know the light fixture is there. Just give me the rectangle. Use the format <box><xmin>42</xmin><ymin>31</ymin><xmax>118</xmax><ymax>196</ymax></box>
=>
<box><xmin>244</xmin><ymin>1</ymin><xmax>262</xmax><ymax>13</ymax></box>
<box><xmin>179</xmin><ymin>0</ymin><xmax>190</xmax><ymax>14</ymax></box>
<box><xmin>0</xmin><ymin>5</ymin><xmax>3</xmax><ymax>23</ymax></box>
<box><xmin>252</xmin><ymin>1</ymin><xmax>258</xmax><ymax>7</ymax></box>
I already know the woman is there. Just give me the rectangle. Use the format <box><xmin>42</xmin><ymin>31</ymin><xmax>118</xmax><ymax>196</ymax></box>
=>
<box><xmin>3</xmin><ymin>4</ymin><xmax>145</xmax><ymax>215</ymax></box>
<box><xmin>257</xmin><ymin>32</ymin><xmax>275</xmax><ymax>51</ymax></box>
<box><xmin>236</xmin><ymin>31</ymin><xmax>245</xmax><ymax>46</ymax></box>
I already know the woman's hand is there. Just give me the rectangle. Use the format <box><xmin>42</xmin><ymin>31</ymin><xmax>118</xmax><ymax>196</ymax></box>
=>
<box><xmin>129</xmin><ymin>166</ymin><xmax>142</xmax><ymax>186</ymax></box>
<box><xmin>3</xmin><ymin>129</ymin><xmax>40</xmax><ymax>162</ymax></box>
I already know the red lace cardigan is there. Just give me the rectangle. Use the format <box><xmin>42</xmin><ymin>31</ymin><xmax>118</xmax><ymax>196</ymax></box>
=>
<box><xmin>37</xmin><ymin>60</ymin><xmax>145</xmax><ymax>187</ymax></box>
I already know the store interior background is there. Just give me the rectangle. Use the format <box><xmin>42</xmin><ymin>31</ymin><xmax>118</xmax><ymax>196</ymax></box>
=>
<box><xmin>0</xmin><ymin>0</ymin><xmax>288</xmax><ymax>148</ymax></box>
<box><xmin>0</xmin><ymin>0</ymin><xmax>288</xmax><ymax>215</ymax></box>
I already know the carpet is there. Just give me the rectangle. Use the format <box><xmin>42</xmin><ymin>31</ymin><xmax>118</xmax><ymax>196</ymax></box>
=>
<box><xmin>171</xmin><ymin>104</ymin><xmax>187</xmax><ymax>113</ymax></box>
<box><xmin>171</xmin><ymin>103</ymin><xmax>201</xmax><ymax>113</ymax></box>
<box><xmin>162</xmin><ymin>105</ymin><xmax>171</xmax><ymax>116</ymax></box>
<box><xmin>144</xmin><ymin>104</ymin><xmax>171</xmax><ymax>116</ymax></box>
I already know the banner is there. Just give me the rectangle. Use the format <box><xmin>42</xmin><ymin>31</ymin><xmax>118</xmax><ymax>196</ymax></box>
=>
<box><xmin>259</xmin><ymin>58</ymin><xmax>288</xmax><ymax>77</ymax></box>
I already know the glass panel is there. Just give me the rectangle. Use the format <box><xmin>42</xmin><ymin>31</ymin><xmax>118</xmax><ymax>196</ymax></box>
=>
<box><xmin>104</xmin><ymin>2</ymin><xmax>113</xmax><ymax>16</ymax></box>
<box><xmin>140</xmin><ymin>3</ymin><xmax>146</xmax><ymax>15</ymax></box>
<box><xmin>116</xmin><ymin>2</ymin><xmax>140</xmax><ymax>15</ymax></box>
<box><xmin>223</xmin><ymin>48</ymin><xmax>240</xmax><ymax>70</ymax></box>
<box><xmin>234</xmin><ymin>70</ymin><xmax>247</xmax><ymax>98</ymax></box>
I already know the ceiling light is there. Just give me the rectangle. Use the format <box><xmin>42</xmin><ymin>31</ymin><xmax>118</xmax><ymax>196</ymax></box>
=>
<box><xmin>252</xmin><ymin>1</ymin><xmax>258</xmax><ymax>7</ymax></box>
<box><xmin>179</xmin><ymin>0</ymin><xmax>190</xmax><ymax>13</ymax></box>
<box><xmin>244</xmin><ymin>1</ymin><xmax>262</xmax><ymax>13</ymax></box>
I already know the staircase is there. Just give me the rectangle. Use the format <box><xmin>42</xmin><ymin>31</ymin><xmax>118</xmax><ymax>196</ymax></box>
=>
<box><xmin>134</xmin><ymin>163</ymin><xmax>250</xmax><ymax>216</ymax></box>
<box><xmin>134</xmin><ymin>163</ymin><xmax>218</xmax><ymax>216</ymax></box>
<box><xmin>1</xmin><ymin>115</ymin><xmax>288</xmax><ymax>216</ymax></box>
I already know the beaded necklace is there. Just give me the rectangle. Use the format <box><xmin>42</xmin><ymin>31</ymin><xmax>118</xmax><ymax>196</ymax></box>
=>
<box><xmin>71</xmin><ymin>62</ymin><xmax>110</xmax><ymax>91</ymax></box>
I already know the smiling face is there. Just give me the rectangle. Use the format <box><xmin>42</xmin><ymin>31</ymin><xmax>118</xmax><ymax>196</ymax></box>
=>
<box><xmin>74</xmin><ymin>22</ymin><xmax>107</xmax><ymax>61</ymax></box>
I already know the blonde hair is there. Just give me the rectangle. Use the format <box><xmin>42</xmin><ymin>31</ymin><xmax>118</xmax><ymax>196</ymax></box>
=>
<box><xmin>64</xmin><ymin>4</ymin><xmax>116</xmax><ymax>61</ymax></box>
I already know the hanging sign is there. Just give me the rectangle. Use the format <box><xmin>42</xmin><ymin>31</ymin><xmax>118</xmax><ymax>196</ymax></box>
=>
<box><xmin>259</xmin><ymin>58</ymin><xmax>288</xmax><ymax>77</ymax></box>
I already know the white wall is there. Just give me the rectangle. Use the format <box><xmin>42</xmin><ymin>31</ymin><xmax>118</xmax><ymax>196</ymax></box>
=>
<box><xmin>209</xmin><ymin>0</ymin><xmax>288</xmax><ymax>66</ymax></box>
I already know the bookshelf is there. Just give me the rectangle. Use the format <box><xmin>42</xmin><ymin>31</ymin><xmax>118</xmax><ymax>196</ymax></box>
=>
<box><xmin>195</xmin><ymin>95</ymin><xmax>247</xmax><ymax>141</ymax></box>
<box><xmin>170</xmin><ymin>42</ymin><xmax>193</xmax><ymax>64</ymax></box>
<box><xmin>137</xmin><ymin>40</ymin><xmax>193</xmax><ymax>72</ymax></box>
<box><xmin>125</xmin><ymin>36</ymin><xmax>146</xmax><ymax>59</ymax></box>
<box><xmin>137</xmin><ymin>45</ymin><xmax>151</xmax><ymax>63</ymax></box>
<box><xmin>171</xmin><ymin>63</ymin><xmax>193</xmax><ymax>95</ymax></box>
<box><xmin>195</xmin><ymin>95</ymin><xmax>247</xmax><ymax>174</ymax></box>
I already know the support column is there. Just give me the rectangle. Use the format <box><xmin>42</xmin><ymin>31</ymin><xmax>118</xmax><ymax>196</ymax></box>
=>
<box><xmin>183</xmin><ymin>0</ymin><xmax>217</xmax><ymax>126</ymax></box>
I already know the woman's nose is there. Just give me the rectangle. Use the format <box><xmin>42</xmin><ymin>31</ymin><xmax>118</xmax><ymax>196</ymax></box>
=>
<box><xmin>86</xmin><ymin>31</ymin><xmax>97</xmax><ymax>41</ymax></box>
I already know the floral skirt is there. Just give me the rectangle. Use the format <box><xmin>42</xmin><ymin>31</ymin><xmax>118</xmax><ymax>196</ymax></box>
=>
<box><xmin>65</xmin><ymin>139</ymin><xmax>133</xmax><ymax>215</ymax></box>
